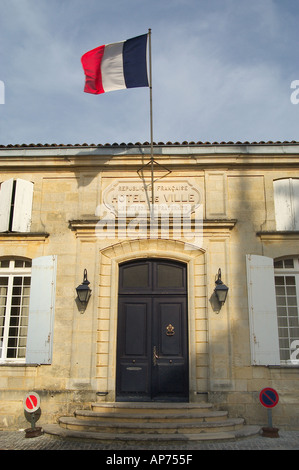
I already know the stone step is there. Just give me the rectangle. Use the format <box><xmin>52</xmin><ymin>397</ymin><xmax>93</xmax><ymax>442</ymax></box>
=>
<box><xmin>91</xmin><ymin>402</ymin><xmax>214</xmax><ymax>414</ymax></box>
<box><xmin>58</xmin><ymin>415</ymin><xmax>245</xmax><ymax>434</ymax></box>
<box><xmin>74</xmin><ymin>409</ymin><xmax>229</xmax><ymax>423</ymax></box>
<box><xmin>42</xmin><ymin>402</ymin><xmax>261</xmax><ymax>443</ymax></box>
<box><xmin>43</xmin><ymin>423</ymin><xmax>261</xmax><ymax>443</ymax></box>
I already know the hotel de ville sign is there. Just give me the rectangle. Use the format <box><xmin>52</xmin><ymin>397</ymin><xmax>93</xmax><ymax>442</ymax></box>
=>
<box><xmin>102</xmin><ymin>179</ymin><xmax>202</xmax><ymax>215</ymax></box>
<box><xmin>95</xmin><ymin>179</ymin><xmax>203</xmax><ymax>249</ymax></box>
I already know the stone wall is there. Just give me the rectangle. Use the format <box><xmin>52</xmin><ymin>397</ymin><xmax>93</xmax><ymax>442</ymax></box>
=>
<box><xmin>0</xmin><ymin>144</ymin><xmax>299</xmax><ymax>430</ymax></box>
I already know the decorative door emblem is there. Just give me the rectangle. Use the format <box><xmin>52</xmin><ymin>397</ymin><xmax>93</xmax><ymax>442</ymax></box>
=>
<box><xmin>166</xmin><ymin>324</ymin><xmax>175</xmax><ymax>336</ymax></box>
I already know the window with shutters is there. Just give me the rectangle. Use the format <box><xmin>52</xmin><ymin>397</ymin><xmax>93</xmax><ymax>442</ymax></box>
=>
<box><xmin>0</xmin><ymin>179</ymin><xmax>34</xmax><ymax>233</ymax></box>
<box><xmin>274</xmin><ymin>178</ymin><xmax>299</xmax><ymax>231</ymax></box>
<box><xmin>274</xmin><ymin>257</ymin><xmax>299</xmax><ymax>363</ymax></box>
<box><xmin>0</xmin><ymin>258</ymin><xmax>32</xmax><ymax>363</ymax></box>
<box><xmin>0</xmin><ymin>255</ymin><xmax>57</xmax><ymax>365</ymax></box>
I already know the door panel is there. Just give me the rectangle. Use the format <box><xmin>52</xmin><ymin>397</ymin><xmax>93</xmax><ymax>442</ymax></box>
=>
<box><xmin>116</xmin><ymin>297</ymin><xmax>151</xmax><ymax>400</ymax></box>
<box><xmin>116</xmin><ymin>260</ymin><xmax>188</xmax><ymax>402</ymax></box>
<box><xmin>152</xmin><ymin>297</ymin><xmax>188</xmax><ymax>400</ymax></box>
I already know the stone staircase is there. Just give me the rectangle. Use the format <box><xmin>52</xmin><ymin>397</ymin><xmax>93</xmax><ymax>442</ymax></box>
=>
<box><xmin>43</xmin><ymin>402</ymin><xmax>260</xmax><ymax>443</ymax></box>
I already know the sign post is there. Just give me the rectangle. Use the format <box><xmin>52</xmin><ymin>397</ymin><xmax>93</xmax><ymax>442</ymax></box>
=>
<box><xmin>259</xmin><ymin>387</ymin><xmax>279</xmax><ymax>438</ymax></box>
<box><xmin>23</xmin><ymin>392</ymin><xmax>42</xmax><ymax>438</ymax></box>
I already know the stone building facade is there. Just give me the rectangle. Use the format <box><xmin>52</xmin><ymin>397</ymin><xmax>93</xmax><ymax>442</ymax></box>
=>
<box><xmin>0</xmin><ymin>141</ymin><xmax>299</xmax><ymax>430</ymax></box>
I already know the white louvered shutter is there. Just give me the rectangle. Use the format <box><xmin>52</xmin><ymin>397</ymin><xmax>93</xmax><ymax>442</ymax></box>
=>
<box><xmin>274</xmin><ymin>179</ymin><xmax>293</xmax><ymax>230</ymax></box>
<box><xmin>12</xmin><ymin>179</ymin><xmax>34</xmax><ymax>232</ymax></box>
<box><xmin>246</xmin><ymin>254</ymin><xmax>280</xmax><ymax>366</ymax></box>
<box><xmin>274</xmin><ymin>178</ymin><xmax>299</xmax><ymax>230</ymax></box>
<box><xmin>26</xmin><ymin>255</ymin><xmax>57</xmax><ymax>364</ymax></box>
<box><xmin>0</xmin><ymin>178</ymin><xmax>14</xmax><ymax>232</ymax></box>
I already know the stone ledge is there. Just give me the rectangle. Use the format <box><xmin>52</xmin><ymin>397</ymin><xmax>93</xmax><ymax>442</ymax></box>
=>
<box><xmin>257</xmin><ymin>231</ymin><xmax>299</xmax><ymax>241</ymax></box>
<box><xmin>69</xmin><ymin>219</ymin><xmax>237</xmax><ymax>239</ymax></box>
<box><xmin>0</xmin><ymin>232</ymin><xmax>49</xmax><ymax>242</ymax></box>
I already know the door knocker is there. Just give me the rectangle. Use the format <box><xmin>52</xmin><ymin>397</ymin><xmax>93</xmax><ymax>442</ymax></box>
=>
<box><xmin>166</xmin><ymin>323</ymin><xmax>175</xmax><ymax>336</ymax></box>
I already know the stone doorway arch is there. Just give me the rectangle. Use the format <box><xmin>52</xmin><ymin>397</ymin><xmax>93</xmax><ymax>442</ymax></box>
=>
<box><xmin>96</xmin><ymin>238</ymin><xmax>206</xmax><ymax>402</ymax></box>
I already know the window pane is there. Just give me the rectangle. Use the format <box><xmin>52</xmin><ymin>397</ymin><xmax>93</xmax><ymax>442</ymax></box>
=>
<box><xmin>291</xmin><ymin>328</ymin><xmax>299</xmax><ymax>339</ymax></box>
<box><xmin>286</xmin><ymin>286</ymin><xmax>296</xmax><ymax>295</ymax></box>
<box><xmin>280</xmin><ymin>349</ymin><xmax>290</xmax><ymax>360</ymax></box>
<box><xmin>276</xmin><ymin>296</ymin><xmax>286</xmax><ymax>306</ymax></box>
<box><xmin>157</xmin><ymin>264</ymin><xmax>184</xmax><ymax>288</ymax></box>
<box><xmin>0</xmin><ymin>260</ymin><xmax>9</xmax><ymax>268</ymax></box>
<box><xmin>279</xmin><ymin>338</ymin><xmax>289</xmax><ymax>349</ymax></box>
<box><xmin>20</xmin><ymin>312</ymin><xmax>28</xmax><ymax>326</ymax></box>
<box><xmin>13</xmin><ymin>276</ymin><xmax>22</xmax><ymax>285</ymax></box>
<box><xmin>277</xmin><ymin>308</ymin><xmax>287</xmax><ymax>317</ymax></box>
<box><xmin>0</xmin><ymin>277</ymin><xmax>8</xmax><ymax>287</ymax></box>
<box><xmin>289</xmin><ymin>317</ymin><xmax>299</xmax><ymax>327</ymax></box>
<box><xmin>13</xmin><ymin>260</ymin><xmax>31</xmax><ymax>269</ymax></box>
<box><xmin>122</xmin><ymin>264</ymin><xmax>149</xmax><ymax>288</ymax></box>
<box><xmin>12</xmin><ymin>285</ymin><xmax>22</xmax><ymax>295</ymax></box>
<box><xmin>280</xmin><ymin>328</ymin><xmax>289</xmax><ymax>338</ymax></box>
<box><xmin>284</xmin><ymin>259</ymin><xmax>294</xmax><ymax>268</ymax></box>
<box><xmin>288</xmin><ymin>307</ymin><xmax>298</xmax><ymax>316</ymax></box>
<box><xmin>287</xmin><ymin>296</ymin><xmax>297</xmax><ymax>306</ymax></box>
<box><xmin>278</xmin><ymin>317</ymin><xmax>288</xmax><ymax>327</ymax></box>
<box><xmin>14</xmin><ymin>260</ymin><xmax>24</xmax><ymax>268</ymax></box>
<box><xmin>12</xmin><ymin>294</ymin><xmax>21</xmax><ymax>305</ymax></box>
<box><xmin>274</xmin><ymin>260</ymin><xmax>283</xmax><ymax>268</ymax></box>
<box><xmin>275</xmin><ymin>286</ymin><xmax>285</xmax><ymax>295</ymax></box>
<box><xmin>17</xmin><ymin>348</ymin><xmax>26</xmax><ymax>358</ymax></box>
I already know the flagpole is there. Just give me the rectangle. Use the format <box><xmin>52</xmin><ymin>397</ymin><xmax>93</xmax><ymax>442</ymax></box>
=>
<box><xmin>148</xmin><ymin>28</ymin><xmax>154</xmax><ymax>219</ymax></box>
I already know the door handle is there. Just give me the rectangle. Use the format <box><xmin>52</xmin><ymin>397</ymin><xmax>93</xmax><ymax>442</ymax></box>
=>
<box><xmin>153</xmin><ymin>346</ymin><xmax>159</xmax><ymax>366</ymax></box>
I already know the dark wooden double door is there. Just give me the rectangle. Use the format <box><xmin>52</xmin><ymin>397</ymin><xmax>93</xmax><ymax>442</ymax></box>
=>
<box><xmin>116</xmin><ymin>259</ymin><xmax>189</xmax><ymax>402</ymax></box>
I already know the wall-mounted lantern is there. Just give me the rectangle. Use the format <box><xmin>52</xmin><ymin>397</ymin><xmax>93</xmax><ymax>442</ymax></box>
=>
<box><xmin>214</xmin><ymin>268</ymin><xmax>229</xmax><ymax>305</ymax></box>
<box><xmin>76</xmin><ymin>269</ymin><xmax>92</xmax><ymax>306</ymax></box>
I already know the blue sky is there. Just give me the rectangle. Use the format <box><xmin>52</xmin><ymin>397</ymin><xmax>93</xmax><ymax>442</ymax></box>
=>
<box><xmin>1</xmin><ymin>0</ymin><xmax>299</xmax><ymax>145</ymax></box>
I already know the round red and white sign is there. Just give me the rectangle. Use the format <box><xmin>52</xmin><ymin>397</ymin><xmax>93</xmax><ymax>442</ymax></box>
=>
<box><xmin>23</xmin><ymin>392</ymin><xmax>40</xmax><ymax>413</ymax></box>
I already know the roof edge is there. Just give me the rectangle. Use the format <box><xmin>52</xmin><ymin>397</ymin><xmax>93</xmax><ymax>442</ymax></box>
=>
<box><xmin>0</xmin><ymin>140</ymin><xmax>299</xmax><ymax>149</ymax></box>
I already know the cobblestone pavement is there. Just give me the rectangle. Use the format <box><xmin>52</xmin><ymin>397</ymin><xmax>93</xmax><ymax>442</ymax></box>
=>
<box><xmin>0</xmin><ymin>429</ymin><xmax>299</xmax><ymax>451</ymax></box>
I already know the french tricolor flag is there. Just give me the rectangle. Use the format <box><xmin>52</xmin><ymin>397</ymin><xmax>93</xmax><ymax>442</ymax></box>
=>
<box><xmin>81</xmin><ymin>34</ymin><xmax>149</xmax><ymax>95</ymax></box>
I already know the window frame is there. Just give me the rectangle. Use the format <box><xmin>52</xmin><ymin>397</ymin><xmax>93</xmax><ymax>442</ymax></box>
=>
<box><xmin>0</xmin><ymin>258</ymin><xmax>32</xmax><ymax>364</ymax></box>
<box><xmin>274</xmin><ymin>256</ymin><xmax>299</xmax><ymax>364</ymax></box>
